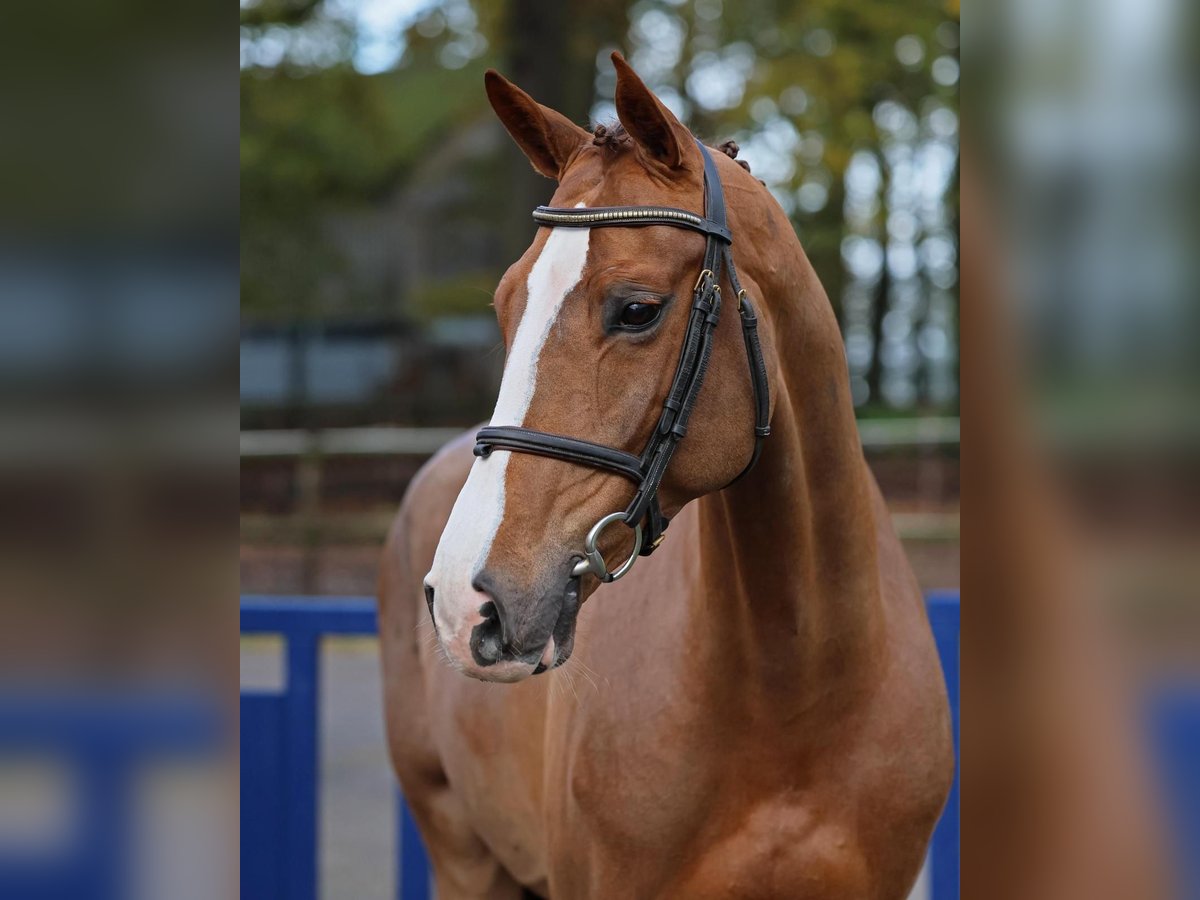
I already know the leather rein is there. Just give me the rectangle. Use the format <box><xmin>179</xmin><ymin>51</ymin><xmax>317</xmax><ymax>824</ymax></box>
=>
<box><xmin>474</xmin><ymin>140</ymin><xmax>770</xmax><ymax>583</ymax></box>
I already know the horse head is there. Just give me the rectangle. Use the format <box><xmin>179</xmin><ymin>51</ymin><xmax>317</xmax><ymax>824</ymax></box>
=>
<box><xmin>423</xmin><ymin>53</ymin><xmax>774</xmax><ymax>681</ymax></box>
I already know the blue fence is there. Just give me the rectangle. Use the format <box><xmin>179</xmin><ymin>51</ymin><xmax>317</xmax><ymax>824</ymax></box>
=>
<box><xmin>927</xmin><ymin>591</ymin><xmax>960</xmax><ymax>900</ymax></box>
<box><xmin>240</xmin><ymin>593</ymin><xmax>962</xmax><ymax>899</ymax></box>
<box><xmin>0</xmin><ymin>691</ymin><xmax>220</xmax><ymax>900</ymax></box>
<box><xmin>241</xmin><ymin>598</ymin><xmax>431</xmax><ymax>900</ymax></box>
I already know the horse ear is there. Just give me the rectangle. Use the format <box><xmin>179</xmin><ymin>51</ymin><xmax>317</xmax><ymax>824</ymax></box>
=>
<box><xmin>484</xmin><ymin>69</ymin><xmax>591</xmax><ymax>181</ymax></box>
<box><xmin>611</xmin><ymin>51</ymin><xmax>692</xmax><ymax>169</ymax></box>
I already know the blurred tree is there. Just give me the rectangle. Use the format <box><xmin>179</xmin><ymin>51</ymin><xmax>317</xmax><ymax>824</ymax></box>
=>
<box><xmin>499</xmin><ymin>1</ymin><xmax>627</xmax><ymax>255</ymax></box>
<box><xmin>603</xmin><ymin>0</ymin><xmax>959</xmax><ymax>412</ymax></box>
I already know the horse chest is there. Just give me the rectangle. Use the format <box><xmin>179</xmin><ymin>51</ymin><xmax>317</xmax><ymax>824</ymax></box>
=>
<box><xmin>543</xmin><ymin>703</ymin><xmax>866</xmax><ymax>899</ymax></box>
<box><xmin>538</xmin><ymin>645</ymin><xmax>872</xmax><ymax>894</ymax></box>
<box><xmin>541</xmin><ymin>667</ymin><xmax>801</xmax><ymax>860</ymax></box>
<box><xmin>552</xmin><ymin>696</ymin><xmax>716</xmax><ymax>834</ymax></box>
<box><xmin>541</xmin><ymin>573</ymin><xmax>757</xmax><ymax>841</ymax></box>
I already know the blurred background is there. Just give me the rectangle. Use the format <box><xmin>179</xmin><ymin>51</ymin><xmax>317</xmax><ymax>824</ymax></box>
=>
<box><xmin>239</xmin><ymin>0</ymin><xmax>963</xmax><ymax>596</ymax></box>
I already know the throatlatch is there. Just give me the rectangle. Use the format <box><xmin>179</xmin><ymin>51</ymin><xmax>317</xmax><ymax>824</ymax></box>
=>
<box><xmin>474</xmin><ymin>140</ymin><xmax>770</xmax><ymax>582</ymax></box>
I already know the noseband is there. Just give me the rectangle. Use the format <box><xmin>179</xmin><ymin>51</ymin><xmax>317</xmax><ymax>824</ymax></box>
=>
<box><xmin>474</xmin><ymin>140</ymin><xmax>770</xmax><ymax>582</ymax></box>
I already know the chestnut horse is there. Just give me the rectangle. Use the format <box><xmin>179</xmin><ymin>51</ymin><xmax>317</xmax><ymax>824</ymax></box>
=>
<box><xmin>380</xmin><ymin>53</ymin><xmax>952</xmax><ymax>899</ymax></box>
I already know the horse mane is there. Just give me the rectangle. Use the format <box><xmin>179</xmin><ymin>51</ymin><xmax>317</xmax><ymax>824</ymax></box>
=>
<box><xmin>590</xmin><ymin>121</ymin><xmax>631</xmax><ymax>149</ymax></box>
<box><xmin>590</xmin><ymin>121</ymin><xmax>753</xmax><ymax>175</ymax></box>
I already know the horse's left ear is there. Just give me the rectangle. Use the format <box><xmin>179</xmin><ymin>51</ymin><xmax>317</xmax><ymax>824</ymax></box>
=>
<box><xmin>611</xmin><ymin>51</ymin><xmax>693</xmax><ymax>169</ymax></box>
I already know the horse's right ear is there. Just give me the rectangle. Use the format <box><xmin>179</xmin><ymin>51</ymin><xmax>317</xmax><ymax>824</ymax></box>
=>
<box><xmin>484</xmin><ymin>70</ymin><xmax>591</xmax><ymax>181</ymax></box>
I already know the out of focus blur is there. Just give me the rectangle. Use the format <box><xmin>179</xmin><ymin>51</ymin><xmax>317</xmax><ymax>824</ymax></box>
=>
<box><xmin>963</xmin><ymin>0</ymin><xmax>1199</xmax><ymax>896</ymax></box>
<box><xmin>0</xmin><ymin>0</ymin><xmax>235</xmax><ymax>896</ymax></box>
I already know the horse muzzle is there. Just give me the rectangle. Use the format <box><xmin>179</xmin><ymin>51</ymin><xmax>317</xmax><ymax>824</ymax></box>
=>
<box><xmin>425</xmin><ymin>569</ymin><xmax>579</xmax><ymax>682</ymax></box>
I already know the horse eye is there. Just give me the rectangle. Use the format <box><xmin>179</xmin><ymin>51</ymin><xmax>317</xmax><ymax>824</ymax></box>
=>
<box><xmin>618</xmin><ymin>302</ymin><xmax>661</xmax><ymax>329</ymax></box>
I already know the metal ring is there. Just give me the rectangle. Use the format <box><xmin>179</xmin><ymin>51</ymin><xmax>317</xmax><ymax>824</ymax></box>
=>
<box><xmin>570</xmin><ymin>512</ymin><xmax>643</xmax><ymax>583</ymax></box>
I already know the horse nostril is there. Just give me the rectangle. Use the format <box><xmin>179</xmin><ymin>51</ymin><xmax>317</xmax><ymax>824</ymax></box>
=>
<box><xmin>424</xmin><ymin>582</ymin><xmax>435</xmax><ymax>619</ymax></box>
<box><xmin>476</xmin><ymin>632</ymin><xmax>502</xmax><ymax>664</ymax></box>
<box><xmin>467</xmin><ymin>578</ymin><xmax>510</xmax><ymax>667</ymax></box>
<box><xmin>470</xmin><ymin>613</ymin><xmax>504</xmax><ymax>666</ymax></box>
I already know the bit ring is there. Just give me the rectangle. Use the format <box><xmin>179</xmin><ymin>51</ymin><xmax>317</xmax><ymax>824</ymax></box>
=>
<box><xmin>571</xmin><ymin>512</ymin><xmax>643</xmax><ymax>583</ymax></box>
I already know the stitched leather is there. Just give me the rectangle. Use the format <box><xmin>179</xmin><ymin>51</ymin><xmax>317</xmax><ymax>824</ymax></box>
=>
<box><xmin>475</xmin><ymin>140</ymin><xmax>771</xmax><ymax>563</ymax></box>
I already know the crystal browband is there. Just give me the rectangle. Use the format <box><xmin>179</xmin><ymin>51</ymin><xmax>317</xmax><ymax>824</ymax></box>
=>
<box><xmin>532</xmin><ymin>205</ymin><xmax>732</xmax><ymax>243</ymax></box>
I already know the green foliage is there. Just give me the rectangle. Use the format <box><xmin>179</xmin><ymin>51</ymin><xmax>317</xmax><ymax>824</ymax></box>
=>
<box><xmin>632</xmin><ymin>0</ymin><xmax>958</xmax><ymax>307</ymax></box>
<box><xmin>241</xmin><ymin>62</ymin><xmax>487</xmax><ymax>210</ymax></box>
<box><xmin>241</xmin><ymin>56</ymin><xmax>492</xmax><ymax>319</ymax></box>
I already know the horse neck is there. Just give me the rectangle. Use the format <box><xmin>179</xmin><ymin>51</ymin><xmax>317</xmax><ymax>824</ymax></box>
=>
<box><xmin>692</xmin><ymin>234</ymin><xmax>886</xmax><ymax>699</ymax></box>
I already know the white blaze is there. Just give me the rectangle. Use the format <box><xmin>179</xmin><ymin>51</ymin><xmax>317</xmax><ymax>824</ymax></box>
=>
<box><xmin>425</xmin><ymin>211</ymin><xmax>591</xmax><ymax>663</ymax></box>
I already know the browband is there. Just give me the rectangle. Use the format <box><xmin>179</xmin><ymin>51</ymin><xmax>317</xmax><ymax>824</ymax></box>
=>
<box><xmin>531</xmin><ymin>205</ymin><xmax>733</xmax><ymax>243</ymax></box>
<box><xmin>474</xmin><ymin>139</ymin><xmax>770</xmax><ymax>580</ymax></box>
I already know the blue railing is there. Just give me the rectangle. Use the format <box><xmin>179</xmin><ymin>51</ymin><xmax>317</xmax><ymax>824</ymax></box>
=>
<box><xmin>241</xmin><ymin>597</ymin><xmax>431</xmax><ymax>900</ymax></box>
<box><xmin>240</xmin><ymin>593</ymin><xmax>962</xmax><ymax>900</ymax></box>
<box><xmin>0</xmin><ymin>690</ymin><xmax>221</xmax><ymax>900</ymax></box>
<box><xmin>926</xmin><ymin>591</ymin><xmax>960</xmax><ymax>900</ymax></box>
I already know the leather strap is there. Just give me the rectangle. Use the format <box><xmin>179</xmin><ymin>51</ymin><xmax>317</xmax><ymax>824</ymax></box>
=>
<box><xmin>532</xmin><ymin>206</ymin><xmax>732</xmax><ymax>244</ymax></box>
<box><xmin>723</xmin><ymin>247</ymin><xmax>772</xmax><ymax>483</ymax></box>
<box><xmin>474</xmin><ymin>426</ymin><xmax>643</xmax><ymax>483</ymax></box>
<box><xmin>474</xmin><ymin>140</ymin><xmax>770</xmax><ymax>564</ymax></box>
<box><xmin>621</xmin><ymin>142</ymin><xmax>728</xmax><ymax>550</ymax></box>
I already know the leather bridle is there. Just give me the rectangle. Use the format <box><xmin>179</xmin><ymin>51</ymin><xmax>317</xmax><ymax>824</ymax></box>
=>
<box><xmin>474</xmin><ymin>140</ymin><xmax>770</xmax><ymax>583</ymax></box>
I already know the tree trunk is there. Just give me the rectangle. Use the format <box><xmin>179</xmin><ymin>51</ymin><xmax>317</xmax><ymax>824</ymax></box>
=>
<box><xmin>498</xmin><ymin>0</ymin><xmax>626</xmax><ymax>259</ymax></box>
